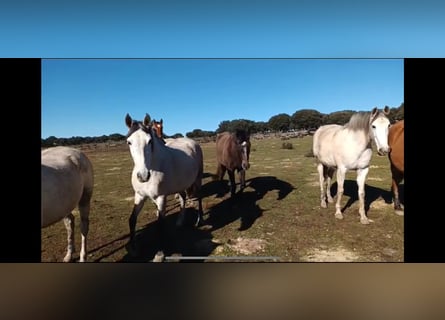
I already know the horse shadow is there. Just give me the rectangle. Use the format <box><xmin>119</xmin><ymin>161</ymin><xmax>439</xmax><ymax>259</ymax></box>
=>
<box><xmin>329</xmin><ymin>180</ymin><xmax>399</xmax><ymax>214</ymax></box>
<box><xmin>118</xmin><ymin>209</ymin><xmax>219</xmax><ymax>262</ymax></box>
<box><xmin>201</xmin><ymin>176</ymin><xmax>295</xmax><ymax>232</ymax></box>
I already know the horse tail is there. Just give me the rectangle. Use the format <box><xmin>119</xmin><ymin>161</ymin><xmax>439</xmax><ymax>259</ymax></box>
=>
<box><xmin>78</xmin><ymin>151</ymin><xmax>94</xmax><ymax>207</ymax></box>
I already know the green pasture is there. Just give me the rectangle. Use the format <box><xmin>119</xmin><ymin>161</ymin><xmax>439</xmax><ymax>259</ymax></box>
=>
<box><xmin>41</xmin><ymin>136</ymin><xmax>403</xmax><ymax>262</ymax></box>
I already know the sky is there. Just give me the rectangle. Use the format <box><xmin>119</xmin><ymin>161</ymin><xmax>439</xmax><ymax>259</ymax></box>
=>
<box><xmin>0</xmin><ymin>1</ymin><xmax>441</xmax><ymax>138</ymax></box>
<box><xmin>41</xmin><ymin>59</ymin><xmax>403</xmax><ymax>138</ymax></box>
<box><xmin>2</xmin><ymin>1</ymin><xmax>445</xmax><ymax>58</ymax></box>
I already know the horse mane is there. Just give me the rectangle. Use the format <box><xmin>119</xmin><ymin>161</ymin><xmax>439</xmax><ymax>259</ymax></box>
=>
<box><xmin>344</xmin><ymin>112</ymin><xmax>371</xmax><ymax>133</ymax></box>
<box><xmin>234</xmin><ymin>129</ymin><xmax>250</xmax><ymax>143</ymax></box>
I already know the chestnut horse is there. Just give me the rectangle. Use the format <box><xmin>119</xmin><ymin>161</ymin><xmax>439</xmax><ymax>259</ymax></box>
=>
<box><xmin>216</xmin><ymin>130</ymin><xmax>251</xmax><ymax>197</ymax></box>
<box><xmin>151</xmin><ymin>118</ymin><xmax>164</xmax><ymax>139</ymax></box>
<box><xmin>388</xmin><ymin>119</ymin><xmax>404</xmax><ymax>215</ymax></box>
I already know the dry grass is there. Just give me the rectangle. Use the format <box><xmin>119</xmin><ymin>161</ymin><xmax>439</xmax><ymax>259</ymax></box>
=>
<box><xmin>41</xmin><ymin>136</ymin><xmax>403</xmax><ymax>262</ymax></box>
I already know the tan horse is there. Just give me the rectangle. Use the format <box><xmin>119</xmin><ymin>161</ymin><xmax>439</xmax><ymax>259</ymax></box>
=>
<box><xmin>313</xmin><ymin>107</ymin><xmax>391</xmax><ymax>224</ymax></box>
<box><xmin>41</xmin><ymin>146</ymin><xmax>94</xmax><ymax>262</ymax></box>
<box><xmin>215</xmin><ymin>130</ymin><xmax>251</xmax><ymax>197</ymax></box>
<box><xmin>388</xmin><ymin>119</ymin><xmax>404</xmax><ymax>215</ymax></box>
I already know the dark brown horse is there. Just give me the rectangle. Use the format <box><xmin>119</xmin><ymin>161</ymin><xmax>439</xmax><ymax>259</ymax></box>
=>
<box><xmin>388</xmin><ymin>119</ymin><xmax>404</xmax><ymax>215</ymax></box>
<box><xmin>216</xmin><ymin>129</ymin><xmax>251</xmax><ymax>196</ymax></box>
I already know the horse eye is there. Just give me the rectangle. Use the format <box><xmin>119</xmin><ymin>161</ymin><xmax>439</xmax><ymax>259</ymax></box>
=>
<box><xmin>127</xmin><ymin>141</ymin><xmax>132</xmax><ymax>146</ymax></box>
<box><xmin>372</xmin><ymin>125</ymin><xmax>376</xmax><ymax>129</ymax></box>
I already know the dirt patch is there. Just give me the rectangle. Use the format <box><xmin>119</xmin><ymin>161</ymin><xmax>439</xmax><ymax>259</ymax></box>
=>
<box><xmin>301</xmin><ymin>246</ymin><xmax>360</xmax><ymax>262</ymax></box>
<box><xmin>226</xmin><ymin>237</ymin><xmax>267</xmax><ymax>255</ymax></box>
<box><xmin>370</xmin><ymin>198</ymin><xmax>389</xmax><ymax>209</ymax></box>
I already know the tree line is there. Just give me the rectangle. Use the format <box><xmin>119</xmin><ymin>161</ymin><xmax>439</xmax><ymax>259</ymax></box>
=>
<box><xmin>42</xmin><ymin>103</ymin><xmax>404</xmax><ymax>147</ymax></box>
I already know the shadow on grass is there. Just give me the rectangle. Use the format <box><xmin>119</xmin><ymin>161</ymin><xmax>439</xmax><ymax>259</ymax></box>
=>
<box><xmin>117</xmin><ymin>208</ymin><xmax>218</xmax><ymax>262</ymax></box>
<box><xmin>329</xmin><ymin>180</ymin><xmax>403</xmax><ymax>215</ymax></box>
<box><xmin>94</xmin><ymin>175</ymin><xmax>294</xmax><ymax>262</ymax></box>
<box><xmin>201</xmin><ymin>175</ymin><xmax>295</xmax><ymax>232</ymax></box>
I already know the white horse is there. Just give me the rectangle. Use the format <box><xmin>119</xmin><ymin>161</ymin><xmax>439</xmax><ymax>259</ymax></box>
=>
<box><xmin>125</xmin><ymin>113</ymin><xmax>204</xmax><ymax>259</ymax></box>
<box><xmin>313</xmin><ymin>106</ymin><xmax>391</xmax><ymax>224</ymax></box>
<box><xmin>41</xmin><ymin>146</ymin><xmax>94</xmax><ymax>262</ymax></box>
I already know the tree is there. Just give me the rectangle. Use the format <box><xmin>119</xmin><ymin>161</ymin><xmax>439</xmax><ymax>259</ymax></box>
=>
<box><xmin>268</xmin><ymin>113</ymin><xmax>291</xmax><ymax>131</ymax></box>
<box><xmin>388</xmin><ymin>103</ymin><xmax>404</xmax><ymax>122</ymax></box>
<box><xmin>323</xmin><ymin>110</ymin><xmax>356</xmax><ymax>125</ymax></box>
<box><xmin>171</xmin><ymin>133</ymin><xmax>184</xmax><ymax>138</ymax></box>
<box><xmin>291</xmin><ymin>109</ymin><xmax>324</xmax><ymax>129</ymax></box>
<box><xmin>216</xmin><ymin>119</ymin><xmax>256</xmax><ymax>133</ymax></box>
<box><xmin>252</xmin><ymin>121</ymin><xmax>269</xmax><ymax>133</ymax></box>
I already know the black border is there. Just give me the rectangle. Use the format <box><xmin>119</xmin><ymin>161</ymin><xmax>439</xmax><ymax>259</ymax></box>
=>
<box><xmin>1</xmin><ymin>59</ymin><xmax>41</xmax><ymax>262</ymax></box>
<box><xmin>404</xmin><ymin>58</ymin><xmax>445</xmax><ymax>262</ymax></box>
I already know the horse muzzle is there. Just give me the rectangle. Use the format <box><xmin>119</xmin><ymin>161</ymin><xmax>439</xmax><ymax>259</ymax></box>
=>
<box><xmin>137</xmin><ymin>171</ymin><xmax>150</xmax><ymax>183</ymax></box>
<box><xmin>377</xmin><ymin>147</ymin><xmax>391</xmax><ymax>156</ymax></box>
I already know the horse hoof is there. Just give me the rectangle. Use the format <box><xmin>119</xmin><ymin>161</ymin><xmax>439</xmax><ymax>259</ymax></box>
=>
<box><xmin>321</xmin><ymin>201</ymin><xmax>327</xmax><ymax>208</ymax></box>
<box><xmin>125</xmin><ymin>242</ymin><xmax>138</xmax><ymax>257</ymax></box>
<box><xmin>63</xmin><ymin>255</ymin><xmax>72</xmax><ymax>263</ymax></box>
<box><xmin>335</xmin><ymin>212</ymin><xmax>343</xmax><ymax>219</ymax></box>
<box><xmin>327</xmin><ymin>197</ymin><xmax>334</xmax><ymax>203</ymax></box>
<box><xmin>152</xmin><ymin>251</ymin><xmax>165</xmax><ymax>262</ymax></box>
<box><xmin>360</xmin><ymin>217</ymin><xmax>373</xmax><ymax>224</ymax></box>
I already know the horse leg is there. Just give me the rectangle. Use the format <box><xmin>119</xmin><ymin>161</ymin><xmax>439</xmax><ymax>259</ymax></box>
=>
<box><xmin>334</xmin><ymin>168</ymin><xmax>346</xmax><ymax>219</ymax></box>
<box><xmin>228</xmin><ymin>170</ymin><xmax>236</xmax><ymax>196</ymax></box>
<box><xmin>217</xmin><ymin>164</ymin><xmax>227</xmax><ymax>181</ymax></box>
<box><xmin>186</xmin><ymin>183</ymin><xmax>204</xmax><ymax>227</ymax></box>
<box><xmin>317</xmin><ymin>163</ymin><xmax>327</xmax><ymax>208</ymax></box>
<box><xmin>78</xmin><ymin>189</ymin><xmax>92</xmax><ymax>262</ymax></box>
<box><xmin>391</xmin><ymin>168</ymin><xmax>404</xmax><ymax>216</ymax></box>
<box><xmin>326</xmin><ymin>167</ymin><xmax>335</xmax><ymax>203</ymax></box>
<box><xmin>153</xmin><ymin>196</ymin><xmax>167</xmax><ymax>262</ymax></box>
<box><xmin>357</xmin><ymin>167</ymin><xmax>372</xmax><ymax>224</ymax></box>
<box><xmin>239</xmin><ymin>169</ymin><xmax>246</xmax><ymax>190</ymax></box>
<box><xmin>175</xmin><ymin>191</ymin><xmax>187</xmax><ymax>227</ymax></box>
<box><xmin>63</xmin><ymin>213</ymin><xmax>75</xmax><ymax>262</ymax></box>
<box><xmin>127</xmin><ymin>193</ymin><xmax>146</xmax><ymax>255</ymax></box>
<box><xmin>78</xmin><ymin>204</ymin><xmax>90</xmax><ymax>262</ymax></box>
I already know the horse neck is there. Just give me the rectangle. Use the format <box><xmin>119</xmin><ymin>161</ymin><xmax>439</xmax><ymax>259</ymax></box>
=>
<box><xmin>148</xmin><ymin>132</ymin><xmax>171</xmax><ymax>169</ymax></box>
<box><xmin>346</xmin><ymin>112</ymin><xmax>373</xmax><ymax>142</ymax></box>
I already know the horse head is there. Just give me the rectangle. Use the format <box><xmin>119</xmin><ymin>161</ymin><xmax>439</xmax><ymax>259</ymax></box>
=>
<box><xmin>151</xmin><ymin>118</ymin><xmax>164</xmax><ymax>139</ymax></box>
<box><xmin>369</xmin><ymin>106</ymin><xmax>391</xmax><ymax>156</ymax></box>
<box><xmin>125</xmin><ymin>113</ymin><xmax>154</xmax><ymax>182</ymax></box>
<box><xmin>235</xmin><ymin>129</ymin><xmax>251</xmax><ymax>171</ymax></box>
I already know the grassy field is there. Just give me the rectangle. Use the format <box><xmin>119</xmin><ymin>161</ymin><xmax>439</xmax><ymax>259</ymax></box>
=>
<box><xmin>41</xmin><ymin>135</ymin><xmax>404</xmax><ymax>262</ymax></box>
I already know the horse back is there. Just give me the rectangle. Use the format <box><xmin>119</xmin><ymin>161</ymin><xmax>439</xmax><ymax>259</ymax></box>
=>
<box><xmin>41</xmin><ymin>147</ymin><xmax>94</xmax><ymax>227</ymax></box>
<box><xmin>312</xmin><ymin>125</ymin><xmax>342</xmax><ymax>161</ymax></box>
<box><xmin>165</xmin><ymin>137</ymin><xmax>203</xmax><ymax>186</ymax></box>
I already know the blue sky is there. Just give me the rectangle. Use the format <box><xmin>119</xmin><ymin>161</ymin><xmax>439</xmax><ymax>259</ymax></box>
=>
<box><xmin>1</xmin><ymin>1</ymin><xmax>441</xmax><ymax>138</ymax></box>
<box><xmin>1</xmin><ymin>1</ymin><xmax>445</xmax><ymax>58</ymax></box>
<box><xmin>41</xmin><ymin>59</ymin><xmax>403</xmax><ymax>138</ymax></box>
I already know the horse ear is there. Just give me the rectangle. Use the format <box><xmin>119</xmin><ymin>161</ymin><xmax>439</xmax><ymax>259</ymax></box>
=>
<box><xmin>160</xmin><ymin>119</ymin><xmax>163</xmax><ymax>124</ymax></box>
<box><xmin>383</xmin><ymin>106</ymin><xmax>390</xmax><ymax>115</ymax></box>
<box><xmin>125</xmin><ymin>114</ymin><xmax>132</xmax><ymax>128</ymax></box>
<box><xmin>371</xmin><ymin>107</ymin><xmax>378</xmax><ymax>117</ymax></box>
<box><xmin>144</xmin><ymin>114</ymin><xmax>151</xmax><ymax>126</ymax></box>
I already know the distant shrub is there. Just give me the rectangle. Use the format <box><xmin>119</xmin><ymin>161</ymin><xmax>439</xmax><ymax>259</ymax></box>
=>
<box><xmin>281</xmin><ymin>142</ymin><xmax>293</xmax><ymax>150</ymax></box>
